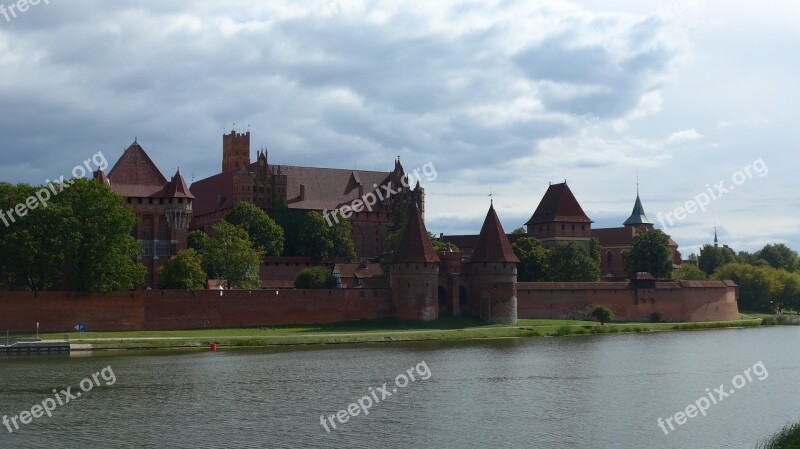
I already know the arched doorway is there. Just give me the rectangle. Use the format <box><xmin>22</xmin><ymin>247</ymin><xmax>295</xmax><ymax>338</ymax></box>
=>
<box><xmin>438</xmin><ymin>286</ymin><xmax>450</xmax><ymax>316</ymax></box>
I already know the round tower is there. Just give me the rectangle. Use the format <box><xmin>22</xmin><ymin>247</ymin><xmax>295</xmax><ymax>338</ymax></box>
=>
<box><xmin>468</xmin><ymin>203</ymin><xmax>520</xmax><ymax>324</ymax></box>
<box><xmin>389</xmin><ymin>201</ymin><xmax>440</xmax><ymax>321</ymax></box>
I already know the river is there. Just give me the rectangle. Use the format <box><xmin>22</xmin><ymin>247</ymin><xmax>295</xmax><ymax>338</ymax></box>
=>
<box><xmin>1</xmin><ymin>326</ymin><xmax>798</xmax><ymax>448</ymax></box>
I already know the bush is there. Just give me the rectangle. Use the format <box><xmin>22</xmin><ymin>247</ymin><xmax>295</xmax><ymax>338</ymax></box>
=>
<box><xmin>758</xmin><ymin>421</ymin><xmax>800</xmax><ymax>449</ymax></box>
<box><xmin>591</xmin><ymin>306</ymin><xmax>615</xmax><ymax>325</ymax></box>
<box><xmin>761</xmin><ymin>316</ymin><xmax>800</xmax><ymax>326</ymax></box>
<box><xmin>651</xmin><ymin>311</ymin><xmax>663</xmax><ymax>323</ymax></box>
<box><xmin>294</xmin><ymin>266</ymin><xmax>335</xmax><ymax>289</ymax></box>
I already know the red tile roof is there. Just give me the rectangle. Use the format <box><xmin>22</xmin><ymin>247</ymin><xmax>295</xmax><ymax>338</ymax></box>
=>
<box><xmin>190</xmin><ymin>163</ymin><xmax>392</xmax><ymax>217</ymax></box>
<box><xmin>107</xmin><ymin>141</ymin><xmax>168</xmax><ymax>197</ymax></box>
<box><xmin>393</xmin><ymin>202</ymin><xmax>440</xmax><ymax>263</ymax></box>
<box><xmin>526</xmin><ymin>182</ymin><xmax>592</xmax><ymax>225</ymax></box>
<box><xmin>470</xmin><ymin>204</ymin><xmax>520</xmax><ymax>263</ymax></box>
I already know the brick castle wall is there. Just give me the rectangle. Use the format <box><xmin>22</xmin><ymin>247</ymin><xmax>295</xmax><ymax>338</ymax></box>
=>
<box><xmin>517</xmin><ymin>281</ymin><xmax>739</xmax><ymax>322</ymax></box>
<box><xmin>0</xmin><ymin>281</ymin><xmax>739</xmax><ymax>333</ymax></box>
<box><xmin>0</xmin><ymin>289</ymin><xmax>392</xmax><ymax>333</ymax></box>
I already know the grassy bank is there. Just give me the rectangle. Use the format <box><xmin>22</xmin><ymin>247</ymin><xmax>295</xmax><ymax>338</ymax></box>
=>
<box><xmin>25</xmin><ymin>313</ymin><xmax>785</xmax><ymax>351</ymax></box>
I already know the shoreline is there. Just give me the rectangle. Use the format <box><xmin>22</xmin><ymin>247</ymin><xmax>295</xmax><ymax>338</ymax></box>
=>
<box><xmin>60</xmin><ymin>319</ymin><xmax>786</xmax><ymax>352</ymax></box>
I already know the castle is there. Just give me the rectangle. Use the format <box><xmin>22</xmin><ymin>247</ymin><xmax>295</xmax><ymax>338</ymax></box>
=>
<box><xmin>63</xmin><ymin>132</ymin><xmax>740</xmax><ymax>331</ymax></box>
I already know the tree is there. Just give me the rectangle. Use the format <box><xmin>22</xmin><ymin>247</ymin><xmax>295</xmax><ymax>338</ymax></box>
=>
<box><xmin>187</xmin><ymin>230</ymin><xmax>209</xmax><ymax>252</ymax></box>
<box><xmin>430</xmin><ymin>232</ymin><xmax>459</xmax><ymax>253</ymax></box>
<box><xmin>591</xmin><ymin>306</ymin><xmax>614</xmax><ymax>325</ymax></box>
<box><xmin>713</xmin><ymin>263</ymin><xmax>781</xmax><ymax>312</ymax></box>
<box><xmin>698</xmin><ymin>244</ymin><xmax>736</xmax><ymax>275</ymax></box>
<box><xmin>0</xmin><ymin>179</ymin><xmax>146</xmax><ymax>292</ymax></box>
<box><xmin>511</xmin><ymin>227</ymin><xmax>526</xmax><ymax>235</ymax></box>
<box><xmin>294</xmin><ymin>266</ymin><xmax>335</xmax><ymax>289</ymax></box>
<box><xmin>757</xmin><ymin>244</ymin><xmax>799</xmax><ymax>272</ymax></box>
<box><xmin>547</xmin><ymin>242</ymin><xmax>600</xmax><ymax>282</ymax></box>
<box><xmin>225</xmin><ymin>201</ymin><xmax>284</xmax><ymax>256</ymax></box>
<box><xmin>330</xmin><ymin>214</ymin><xmax>357</xmax><ymax>261</ymax></box>
<box><xmin>202</xmin><ymin>221</ymin><xmax>264</xmax><ymax>289</ymax></box>
<box><xmin>673</xmin><ymin>264</ymin><xmax>708</xmax><ymax>281</ymax></box>
<box><xmin>512</xmin><ymin>237</ymin><xmax>549</xmax><ymax>282</ymax></box>
<box><xmin>157</xmin><ymin>249</ymin><xmax>207</xmax><ymax>290</ymax></box>
<box><xmin>624</xmin><ymin>229</ymin><xmax>673</xmax><ymax>279</ymax></box>
<box><xmin>296</xmin><ymin>212</ymin><xmax>335</xmax><ymax>260</ymax></box>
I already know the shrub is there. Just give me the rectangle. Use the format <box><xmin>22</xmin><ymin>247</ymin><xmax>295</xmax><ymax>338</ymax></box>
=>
<box><xmin>294</xmin><ymin>266</ymin><xmax>335</xmax><ymax>289</ymax></box>
<box><xmin>651</xmin><ymin>311</ymin><xmax>663</xmax><ymax>323</ymax></box>
<box><xmin>591</xmin><ymin>306</ymin><xmax>615</xmax><ymax>326</ymax></box>
<box><xmin>757</xmin><ymin>421</ymin><xmax>800</xmax><ymax>449</ymax></box>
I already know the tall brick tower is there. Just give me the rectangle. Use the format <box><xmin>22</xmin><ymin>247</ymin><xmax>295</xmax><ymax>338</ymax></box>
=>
<box><xmin>469</xmin><ymin>203</ymin><xmax>520</xmax><ymax>324</ymax></box>
<box><xmin>525</xmin><ymin>181</ymin><xmax>592</xmax><ymax>251</ymax></box>
<box><xmin>222</xmin><ymin>130</ymin><xmax>251</xmax><ymax>173</ymax></box>
<box><xmin>389</xmin><ymin>201</ymin><xmax>440</xmax><ymax>321</ymax></box>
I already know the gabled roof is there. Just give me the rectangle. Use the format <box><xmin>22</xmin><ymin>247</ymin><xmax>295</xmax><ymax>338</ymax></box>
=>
<box><xmin>623</xmin><ymin>194</ymin><xmax>652</xmax><ymax>226</ymax></box>
<box><xmin>164</xmin><ymin>170</ymin><xmax>195</xmax><ymax>199</ymax></box>
<box><xmin>525</xmin><ymin>182</ymin><xmax>592</xmax><ymax>225</ymax></box>
<box><xmin>470</xmin><ymin>204</ymin><xmax>520</xmax><ymax>263</ymax></box>
<box><xmin>392</xmin><ymin>201</ymin><xmax>440</xmax><ymax>264</ymax></box>
<box><xmin>107</xmin><ymin>141</ymin><xmax>168</xmax><ymax>197</ymax></box>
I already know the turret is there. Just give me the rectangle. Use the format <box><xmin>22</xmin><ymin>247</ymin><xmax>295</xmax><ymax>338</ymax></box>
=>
<box><xmin>389</xmin><ymin>201</ymin><xmax>440</xmax><ymax>321</ymax></box>
<box><xmin>469</xmin><ymin>203</ymin><xmax>520</xmax><ymax>324</ymax></box>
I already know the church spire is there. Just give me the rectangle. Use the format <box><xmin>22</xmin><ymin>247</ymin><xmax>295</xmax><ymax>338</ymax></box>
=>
<box><xmin>714</xmin><ymin>227</ymin><xmax>719</xmax><ymax>247</ymax></box>
<box><xmin>623</xmin><ymin>186</ymin><xmax>653</xmax><ymax>227</ymax></box>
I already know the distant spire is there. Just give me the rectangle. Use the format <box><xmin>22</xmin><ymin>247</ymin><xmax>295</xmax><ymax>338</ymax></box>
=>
<box><xmin>714</xmin><ymin>227</ymin><xmax>719</xmax><ymax>247</ymax></box>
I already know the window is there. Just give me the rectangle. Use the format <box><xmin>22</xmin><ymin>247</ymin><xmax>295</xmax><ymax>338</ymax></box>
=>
<box><xmin>357</xmin><ymin>278</ymin><xmax>364</xmax><ymax>286</ymax></box>
<box><xmin>561</xmin><ymin>224</ymin><xmax>565</xmax><ymax>231</ymax></box>
<box><xmin>606</xmin><ymin>251</ymin><xmax>613</xmax><ymax>264</ymax></box>
<box><xmin>571</xmin><ymin>224</ymin><xmax>575</xmax><ymax>231</ymax></box>
<box><xmin>143</xmin><ymin>226</ymin><xmax>153</xmax><ymax>240</ymax></box>
<box><xmin>158</xmin><ymin>226</ymin><xmax>169</xmax><ymax>240</ymax></box>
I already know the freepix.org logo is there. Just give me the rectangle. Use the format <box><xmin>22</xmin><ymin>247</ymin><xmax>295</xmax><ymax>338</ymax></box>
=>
<box><xmin>0</xmin><ymin>0</ymin><xmax>49</xmax><ymax>23</ymax></box>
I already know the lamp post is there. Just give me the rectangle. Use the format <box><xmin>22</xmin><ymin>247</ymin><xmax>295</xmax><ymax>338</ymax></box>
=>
<box><xmin>36</xmin><ymin>322</ymin><xmax>39</xmax><ymax>339</ymax></box>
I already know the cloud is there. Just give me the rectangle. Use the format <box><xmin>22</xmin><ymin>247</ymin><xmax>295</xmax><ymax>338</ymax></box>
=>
<box><xmin>667</xmin><ymin>128</ymin><xmax>703</xmax><ymax>143</ymax></box>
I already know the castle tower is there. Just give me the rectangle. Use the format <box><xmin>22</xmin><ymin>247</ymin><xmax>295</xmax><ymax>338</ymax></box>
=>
<box><xmin>389</xmin><ymin>201</ymin><xmax>440</xmax><ymax>321</ymax></box>
<box><xmin>222</xmin><ymin>130</ymin><xmax>251</xmax><ymax>173</ymax></box>
<box><xmin>525</xmin><ymin>181</ymin><xmax>592</xmax><ymax>251</ymax></box>
<box><xmin>469</xmin><ymin>203</ymin><xmax>520</xmax><ymax>324</ymax></box>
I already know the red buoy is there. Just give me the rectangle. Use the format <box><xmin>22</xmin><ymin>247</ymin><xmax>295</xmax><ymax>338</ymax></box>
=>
<box><xmin>210</xmin><ymin>342</ymin><xmax>218</xmax><ymax>351</ymax></box>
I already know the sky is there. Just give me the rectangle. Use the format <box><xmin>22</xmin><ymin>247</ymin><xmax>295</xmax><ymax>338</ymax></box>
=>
<box><xmin>0</xmin><ymin>0</ymin><xmax>797</xmax><ymax>255</ymax></box>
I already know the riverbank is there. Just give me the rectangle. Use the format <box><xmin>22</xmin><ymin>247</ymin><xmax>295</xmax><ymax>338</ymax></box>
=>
<box><xmin>21</xmin><ymin>313</ymin><xmax>798</xmax><ymax>351</ymax></box>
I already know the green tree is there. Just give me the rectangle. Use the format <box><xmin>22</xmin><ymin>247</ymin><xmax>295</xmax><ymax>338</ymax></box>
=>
<box><xmin>624</xmin><ymin>229</ymin><xmax>673</xmax><ymax>279</ymax></box>
<box><xmin>187</xmin><ymin>230</ymin><xmax>209</xmax><ymax>252</ymax></box>
<box><xmin>430</xmin><ymin>232</ymin><xmax>459</xmax><ymax>253</ymax></box>
<box><xmin>203</xmin><ymin>221</ymin><xmax>264</xmax><ymax>289</ymax></box>
<box><xmin>773</xmin><ymin>269</ymin><xmax>800</xmax><ymax>314</ymax></box>
<box><xmin>0</xmin><ymin>179</ymin><xmax>146</xmax><ymax>292</ymax></box>
<box><xmin>294</xmin><ymin>266</ymin><xmax>335</xmax><ymax>289</ymax></box>
<box><xmin>269</xmin><ymin>201</ymin><xmax>303</xmax><ymax>256</ymax></box>
<box><xmin>330</xmin><ymin>213</ymin><xmax>357</xmax><ymax>261</ymax></box>
<box><xmin>157</xmin><ymin>249</ymin><xmax>207</xmax><ymax>290</ymax></box>
<box><xmin>673</xmin><ymin>264</ymin><xmax>708</xmax><ymax>281</ymax></box>
<box><xmin>591</xmin><ymin>306</ymin><xmax>614</xmax><ymax>325</ymax></box>
<box><xmin>296</xmin><ymin>212</ymin><xmax>335</xmax><ymax>261</ymax></box>
<box><xmin>713</xmin><ymin>263</ymin><xmax>781</xmax><ymax>312</ymax></box>
<box><xmin>547</xmin><ymin>242</ymin><xmax>600</xmax><ymax>282</ymax></box>
<box><xmin>757</xmin><ymin>244</ymin><xmax>799</xmax><ymax>272</ymax></box>
<box><xmin>511</xmin><ymin>227</ymin><xmax>526</xmax><ymax>235</ymax></box>
<box><xmin>512</xmin><ymin>237</ymin><xmax>550</xmax><ymax>282</ymax></box>
<box><xmin>225</xmin><ymin>201</ymin><xmax>284</xmax><ymax>256</ymax></box>
<box><xmin>698</xmin><ymin>244</ymin><xmax>736</xmax><ymax>275</ymax></box>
